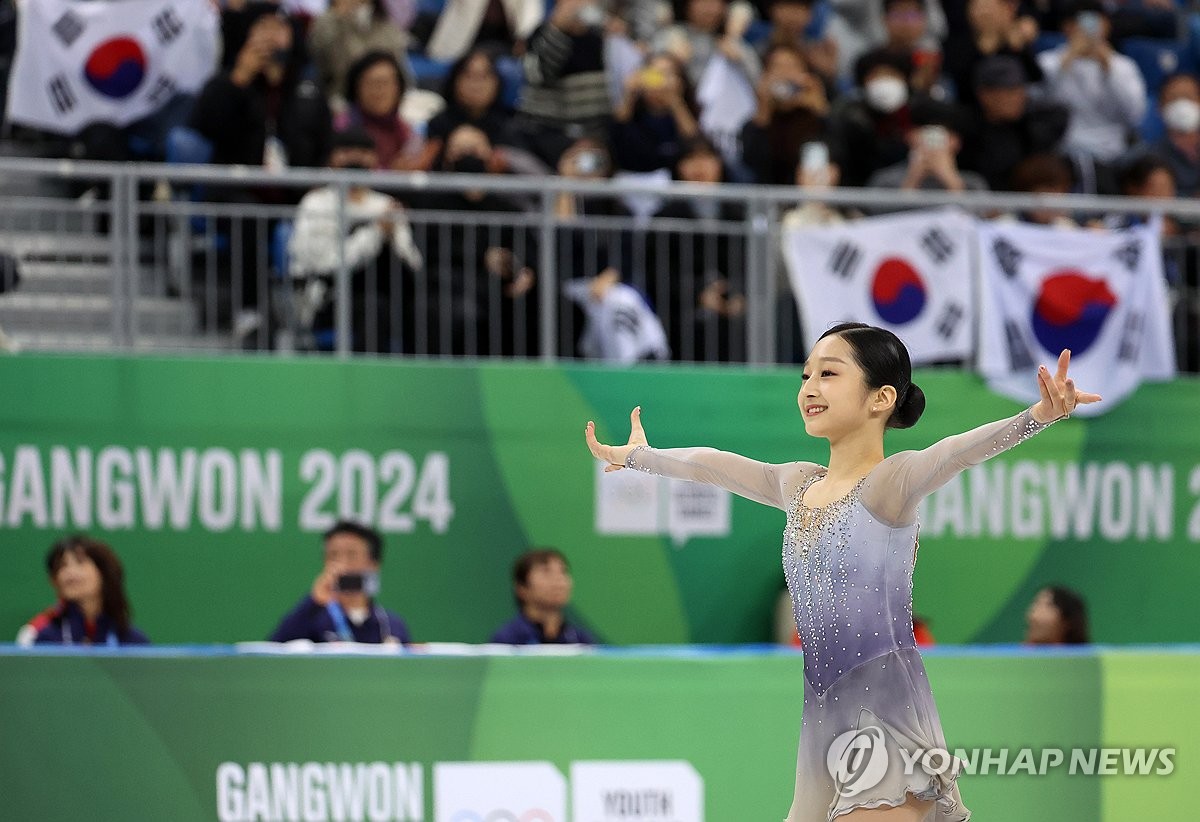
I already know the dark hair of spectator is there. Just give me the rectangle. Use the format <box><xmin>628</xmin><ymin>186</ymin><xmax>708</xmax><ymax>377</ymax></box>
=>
<box><xmin>1010</xmin><ymin>153</ymin><xmax>1073</xmax><ymax>192</ymax></box>
<box><xmin>367</xmin><ymin>0</ymin><xmax>388</xmax><ymax>21</ymax></box>
<box><xmin>1119</xmin><ymin>154</ymin><xmax>1174</xmax><ymax>195</ymax></box>
<box><xmin>770</xmin><ymin>0</ymin><xmax>816</xmax><ymax>10</ymax></box>
<box><xmin>816</xmin><ymin>322</ymin><xmax>925</xmax><ymax>428</ymax></box>
<box><xmin>763</xmin><ymin>41</ymin><xmax>810</xmax><ymax>72</ymax></box>
<box><xmin>673</xmin><ymin>135</ymin><xmax>726</xmax><ymax>180</ymax></box>
<box><xmin>854</xmin><ymin>47</ymin><xmax>912</xmax><ymax>88</ymax></box>
<box><xmin>1158</xmin><ymin>72</ymin><xmax>1200</xmax><ymax>102</ymax></box>
<box><xmin>512</xmin><ymin>548</ymin><xmax>569</xmax><ymax>608</ymax></box>
<box><xmin>225</xmin><ymin>4</ymin><xmax>308</xmax><ymax>85</ymax></box>
<box><xmin>1066</xmin><ymin>0</ymin><xmax>1105</xmax><ymax>19</ymax></box>
<box><xmin>344</xmin><ymin>50</ymin><xmax>408</xmax><ymax>112</ymax></box>
<box><xmin>910</xmin><ymin>97</ymin><xmax>971</xmax><ymax>138</ymax></box>
<box><xmin>674</xmin><ymin>0</ymin><xmax>729</xmax><ymax>31</ymax></box>
<box><xmin>323</xmin><ymin>520</ymin><xmax>385</xmax><ymax>563</ymax></box>
<box><xmin>443</xmin><ymin>48</ymin><xmax>505</xmax><ymax>113</ymax></box>
<box><xmin>882</xmin><ymin>0</ymin><xmax>923</xmax><ymax>13</ymax></box>
<box><xmin>1046</xmin><ymin>585</ymin><xmax>1090</xmax><ymax>643</ymax></box>
<box><xmin>331</xmin><ymin>126</ymin><xmax>377</xmax><ymax>152</ymax></box>
<box><xmin>45</xmin><ymin>536</ymin><xmax>133</xmax><ymax>634</ymax></box>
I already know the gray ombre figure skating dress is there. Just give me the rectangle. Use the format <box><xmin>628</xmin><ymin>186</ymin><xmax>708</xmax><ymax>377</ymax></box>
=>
<box><xmin>626</xmin><ymin>409</ymin><xmax>1055</xmax><ymax>821</ymax></box>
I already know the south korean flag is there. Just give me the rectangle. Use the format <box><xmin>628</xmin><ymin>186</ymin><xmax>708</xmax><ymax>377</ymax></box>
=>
<box><xmin>783</xmin><ymin>209</ymin><xmax>975</xmax><ymax>364</ymax></box>
<box><xmin>977</xmin><ymin>219</ymin><xmax>1176</xmax><ymax>415</ymax></box>
<box><xmin>6</xmin><ymin>0</ymin><xmax>218</xmax><ymax>134</ymax></box>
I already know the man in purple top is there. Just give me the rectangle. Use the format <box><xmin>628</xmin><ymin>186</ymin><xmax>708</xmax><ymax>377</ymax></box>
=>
<box><xmin>490</xmin><ymin>548</ymin><xmax>595</xmax><ymax>645</ymax></box>
<box><xmin>270</xmin><ymin>520</ymin><xmax>410</xmax><ymax>645</ymax></box>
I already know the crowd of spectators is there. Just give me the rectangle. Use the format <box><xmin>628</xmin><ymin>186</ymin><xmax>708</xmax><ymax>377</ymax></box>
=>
<box><xmin>1</xmin><ymin>0</ymin><xmax>1198</xmax><ymax>364</ymax></box>
<box><xmin>1</xmin><ymin>0</ymin><xmax>1191</xmax><ymax>190</ymax></box>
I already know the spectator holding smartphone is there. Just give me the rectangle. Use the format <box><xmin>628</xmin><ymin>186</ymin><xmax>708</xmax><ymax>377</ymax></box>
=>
<box><xmin>269</xmin><ymin>520</ymin><xmax>411</xmax><ymax>644</ymax></box>
<box><xmin>741</xmin><ymin>43</ymin><xmax>829</xmax><ymax>184</ymax></box>
<box><xmin>867</xmin><ymin>98</ymin><xmax>987</xmax><ymax>198</ymax></box>
<box><xmin>1037</xmin><ymin>0</ymin><xmax>1146</xmax><ymax>164</ymax></box>
<box><xmin>611</xmin><ymin>54</ymin><xmax>701</xmax><ymax>173</ymax></box>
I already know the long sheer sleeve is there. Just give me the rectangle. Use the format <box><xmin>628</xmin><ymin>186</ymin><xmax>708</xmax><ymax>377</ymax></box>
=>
<box><xmin>624</xmin><ymin>446</ymin><xmax>818</xmax><ymax>510</ymax></box>
<box><xmin>863</xmin><ymin>408</ymin><xmax>1057</xmax><ymax>526</ymax></box>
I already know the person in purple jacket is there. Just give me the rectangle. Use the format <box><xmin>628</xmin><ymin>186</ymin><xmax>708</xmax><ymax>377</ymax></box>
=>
<box><xmin>490</xmin><ymin>548</ymin><xmax>596</xmax><ymax>645</ymax></box>
<box><xmin>28</xmin><ymin>536</ymin><xmax>150</xmax><ymax>647</ymax></box>
<box><xmin>270</xmin><ymin>520</ymin><xmax>410</xmax><ymax>645</ymax></box>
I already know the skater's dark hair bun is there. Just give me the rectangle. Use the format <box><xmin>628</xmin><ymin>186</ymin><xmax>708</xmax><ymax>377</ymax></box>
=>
<box><xmin>818</xmin><ymin>322</ymin><xmax>925</xmax><ymax>429</ymax></box>
<box><xmin>893</xmin><ymin>383</ymin><xmax>925</xmax><ymax>429</ymax></box>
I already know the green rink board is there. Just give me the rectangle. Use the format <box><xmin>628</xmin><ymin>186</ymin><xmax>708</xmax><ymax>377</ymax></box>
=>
<box><xmin>0</xmin><ymin>647</ymin><xmax>1192</xmax><ymax>820</ymax></box>
<box><xmin>0</xmin><ymin>355</ymin><xmax>1197</xmax><ymax>647</ymax></box>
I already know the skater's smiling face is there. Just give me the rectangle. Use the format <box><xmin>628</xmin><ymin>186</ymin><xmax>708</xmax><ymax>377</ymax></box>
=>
<box><xmin>799</xmin><ymin>334</ymin><xmax>897</xmax><ymax>439</ymax></box>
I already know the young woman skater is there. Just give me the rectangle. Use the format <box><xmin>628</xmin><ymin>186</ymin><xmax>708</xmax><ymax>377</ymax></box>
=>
<box><xmin>584</xmin><ymin>322</ymin><xmax>1100</xmax><ymax>821</ymax></box>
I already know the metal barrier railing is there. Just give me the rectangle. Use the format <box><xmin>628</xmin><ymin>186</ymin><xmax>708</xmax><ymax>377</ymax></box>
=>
<box><xmin>0</xmin><ymin>157</ymin><xmax>1196</xmax><ymax>370</ymax></box>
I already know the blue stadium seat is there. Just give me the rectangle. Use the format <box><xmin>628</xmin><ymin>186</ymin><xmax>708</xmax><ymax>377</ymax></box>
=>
<box><xmin>417</xmin><ymin>0</ymin><xmax>446</xmax><ymax>14</ymax></box>
<box><xmin>1033</xmin><ymin>32</ymin><xmax>1067</xmax><ymax>54</ymax></box>
<box><xmin>165</xmin><ymin>126</ymin><xmax>213</xmax><ymax>165</ymax></box>
<box><xmin>1120</xmin><ymin>37</ymin><xmax>1194</xmax><ymax>97</ymax></box>
<box><xmin>164</xmin><ymin>126</ymin><xmax>217</xmax><ymax>238</ymax></box>
<box><xmin>408</xmin><ymin>51</ymin><xmax>453</xmax><ymax>90</ymax></box>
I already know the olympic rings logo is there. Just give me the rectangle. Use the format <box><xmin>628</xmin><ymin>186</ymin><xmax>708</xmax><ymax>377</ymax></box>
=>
<box><xmin>449</xmin><ymin>810</ymin><xmax>555</xmax><ymax>822</ymax></box>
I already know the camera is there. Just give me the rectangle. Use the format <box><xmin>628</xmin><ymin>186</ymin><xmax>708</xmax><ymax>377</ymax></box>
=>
<box><xmin>334</xmin><ymin>571</ymin><xmax>380</xmax><ymax>596</ymax></box>
<box><xmin>800</xmin><ymin>142</ymin><xmax>829</xmax><ymax>173</ymax></box>
<box><xmin>1077</xmin><ymin>11</ymin><xmax>1102</xmax><ymax>38</ymax></box>
<box><xmin>576</xmin><ymin>3</ymin><xmax>606</xmax><ymax>29</ymax></box>
<box><xmin>640</xmin><ymin>68</ymin><xmax>667</xmax><ymax>90</ymax></box>
<box><xmin>574</xmin><ymin>149</ymin><xmax>606</xmax><ymax>175</ymax></box>
<box><xmin>919</xmin><ymin>125</ymin><xmax>948</xmax><ymax>151</ymax></box>
<box><xmin>771</xmin><ymin>80</ymin><xmax>800</xmax><ymax>101</ymax></box>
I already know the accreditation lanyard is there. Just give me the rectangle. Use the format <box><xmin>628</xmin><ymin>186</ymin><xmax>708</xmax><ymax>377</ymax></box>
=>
<box><xmin>325</xmin><ymin>601</ymin><xmax>355</xmax><ymax>642</ymax></box>
<box><xmin>62</xmin><ymin>620</ymin><xmax>118</xmax><ymax>647</ymax></box>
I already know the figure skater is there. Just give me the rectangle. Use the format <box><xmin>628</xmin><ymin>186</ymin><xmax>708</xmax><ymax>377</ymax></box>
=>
<box><xmin>584</xmin><ymin>322</ymin><xmax>1100</xmax><ymax>822</ymax></box>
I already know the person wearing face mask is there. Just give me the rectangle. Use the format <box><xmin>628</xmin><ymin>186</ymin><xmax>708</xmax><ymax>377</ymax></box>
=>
<box><xmin>288</xmin><ymin>128</ymin><xmax>423</xmax><ymax>353</ymax></box>
<box><xmin>410</xmin><ymin>125</ymin><xmax>541</xmax><ymax>356</ymax></box>
<box><xmin>827</xmin><ymin>49</ymin><xmax>917</xmax><ymax>188</ymax></box>
<box><xmin>21</xmin><ymin>536</ymin><xmax>150</xmax><ymax>647</ymax></box>
<box><xmin>1151</xmin><ymin>73</ymin><xmax>1200</xmax><ymax>197</ymax></box>
<box><xmin>308</xmin><ymin>0</ymin><xmax>413</xmax><ymax>110</ymax></box>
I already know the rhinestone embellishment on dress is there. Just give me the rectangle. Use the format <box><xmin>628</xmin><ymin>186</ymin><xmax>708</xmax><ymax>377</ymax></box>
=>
<box><xmin>787</xmin><ymin>472</ymin><xmax>865</xmax><ymax>560</ymax></box>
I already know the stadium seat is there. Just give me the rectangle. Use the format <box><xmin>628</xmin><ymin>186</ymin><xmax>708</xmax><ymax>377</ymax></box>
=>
<box><xmin>1033</xmin><ymin>31</ymin><xmax>1067</xmax><ymax>54</ymax></box>
<box><xmin>164</xmin><ymin>126</ymin><xmax>218</xmax><ymax>239</ymax></box>
<box><xmin>165</xmin><ymin>126</ymin><xmax>213</xmax><ymax>165</ymax></box>
<box><xmin>1119</xmin><ymin>37</ymin><xmax>1194</xmax><ymax>97</ymax></box>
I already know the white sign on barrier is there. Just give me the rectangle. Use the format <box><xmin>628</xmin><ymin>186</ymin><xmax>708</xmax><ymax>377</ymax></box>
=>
<box><xmin>594</xmin><ymin>463</ymin><xmax>731</xmax><ymax>547</ymax></box>
<box><xmin>434</xmin><ymin>762</ymin><xmax>567</xmax><ymax>822</ymax></box>
<box><xmin>570</xmin><ymin>761</ymin><xmax>704</xmax><ymax>822</ymax></box>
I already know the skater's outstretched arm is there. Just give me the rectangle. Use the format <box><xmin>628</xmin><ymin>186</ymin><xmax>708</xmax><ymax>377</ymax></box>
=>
<box><xmin>865</xmin><ymin>349</ymin><xmax>1102</xmax><ymax>525</ymax></box>
<box><xmin>584</xmin><ymin>407</ymin><xmax>813</xmax><ymax>510</ymax></box>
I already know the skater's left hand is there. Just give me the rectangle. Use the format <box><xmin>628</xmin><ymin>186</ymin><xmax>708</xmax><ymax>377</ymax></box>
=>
<box><xmin>585</xmin><ymin>406</ymin><xmax>649</xmax><ymax>472</ymax></box>
<box><xmin>1030</xmin><ymin>349</ymin><xmax>1102</xmax><ymax>423</ymax></box>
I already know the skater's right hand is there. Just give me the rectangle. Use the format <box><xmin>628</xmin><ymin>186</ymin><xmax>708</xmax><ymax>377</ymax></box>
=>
<box><xmin>585</xmin><ymin>406</ymin><xmax>649</xmax><ymax>472</ymax></box>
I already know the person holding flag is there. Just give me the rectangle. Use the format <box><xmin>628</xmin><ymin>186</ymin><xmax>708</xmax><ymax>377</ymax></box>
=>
<box><xmin>585</xmin><ymin>323</ymin><xmax>1099</xmax><ymax>821</ymax></box>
